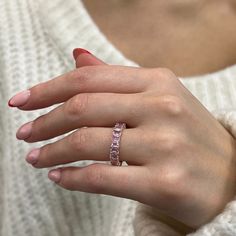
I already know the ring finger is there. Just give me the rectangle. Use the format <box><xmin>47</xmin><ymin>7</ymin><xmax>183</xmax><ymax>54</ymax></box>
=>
<box><xmin>26</xmin><ymin>127</ymin><xmax>146</xmax><ymax>167</ymax></box>
<box><xmin>16</xmin><ymin>93</ymin><xmax>144</xmax><ymax>142</ymax></box>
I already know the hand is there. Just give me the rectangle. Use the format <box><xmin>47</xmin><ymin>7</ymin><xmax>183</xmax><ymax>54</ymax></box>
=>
<box><xmin>9</xmin><ymin>50</ymin><xmax>236</xmax><ymax>229</ymax></box>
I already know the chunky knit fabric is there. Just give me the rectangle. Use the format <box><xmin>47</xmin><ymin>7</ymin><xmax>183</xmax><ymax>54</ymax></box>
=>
<box><xmin>0</xmin><ymin>0</ymin><xmax>236</xmax><ymax>235</ymax></box>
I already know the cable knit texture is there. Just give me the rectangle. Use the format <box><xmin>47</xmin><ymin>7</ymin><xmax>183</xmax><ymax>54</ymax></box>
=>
<box><xmin>0</xmin><ymin>0</ymin><xmax>236</xmax><ymax>235</ymax></box>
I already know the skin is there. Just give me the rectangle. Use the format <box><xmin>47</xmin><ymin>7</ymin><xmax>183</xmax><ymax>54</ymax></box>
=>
<box><xmin>77</xmin><ymin>1</ymin><xmax>236</xmax><ymax>232</ymax></box>
<box><xmin>8</xmin><ymin>1</ymin><xmax>236</xmax><ymax>234</ymax></box>
<box><xmin>9</xmin><ymin>52</ymin><xmax>236</xmax><ymax>235</ymax></box>
<box><xmin>82</xmin><ymin>0</ymin><xmax>236</xmax><ymax>77</ymax></box>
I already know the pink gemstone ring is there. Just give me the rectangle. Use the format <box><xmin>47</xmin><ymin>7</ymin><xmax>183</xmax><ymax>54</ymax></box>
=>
<box><xmin>109</xmin><ymin>122</ymin><xmax>126</xmax><ymax>166</ymax></box>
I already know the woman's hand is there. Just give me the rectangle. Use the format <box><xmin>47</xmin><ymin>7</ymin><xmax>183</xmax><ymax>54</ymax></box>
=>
<box><xmin>9</xmin><ymin>52</ymin><xmax>236</xmax><ymax>229</ymax></box>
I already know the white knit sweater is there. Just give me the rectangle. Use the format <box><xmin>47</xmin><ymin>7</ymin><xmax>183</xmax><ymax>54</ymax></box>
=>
<box><xmin>1</xmin><ymin>0</ymin><xmax>236</xmax><ymax>235</ymax></box>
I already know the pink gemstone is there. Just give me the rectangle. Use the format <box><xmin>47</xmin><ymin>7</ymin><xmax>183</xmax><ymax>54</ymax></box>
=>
<box><xmin>111</xmin><ymin>144</ymin><xmax>118</xmax><ymax>148</ymax></box>
<box><xmin>111</xmin><ymin>149</ymin><xmax>118</xmax><ymax>154</ymax></box>
<box><xmin>114</xmin><ymin>127</ymin><xmax>121</xmax><ymax>132</ymax></box>
<box><xmin>110</xmin><ymin>155</ymin><xmax>117</xmax><ymax>160</ymax></box>
<box><xmin>113</xmin><ymin>132</ymin><xmax>120</xmax><ymax>138</ymax></box>
<box><xmin>111</xmin><ymin>150</ymin><xmax>119</xmax><ymax>155</ymax></box>
<box><xmin>110</xmin><ymin>148</ymin><xmax>116</xmax><ymax>153</ymax></box>
<box><xmin>113</xmin><ymin>137</ymin><xmax>119</xmax><ymax>142</ymax></box>
<box><xmin>111</xmin><ymin>148</ymin><xmax>119</xmax><ymax>155</ymax></box>
<box><xmin>113</xmin><ymin>143</ymin><xmax>118</xmax><ymax>147</ymax></box>
<box><xmin>111</xmin><ymin>143</ymin><xmax>119</xmax><ymax>147</ymax></box>
<box><xmin>111</xmin><ymin>147</ymin><xmax>119</xmax><ymax>153</ymax></box>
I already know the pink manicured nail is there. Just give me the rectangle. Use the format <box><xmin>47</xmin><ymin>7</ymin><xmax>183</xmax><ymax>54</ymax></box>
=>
<box><xmin>48</xmin><ymin>169</ymin><xmax>61</xmax><ymax>183</ymax></box>
<box><xmin>16</xmin><ymin>121</ymin><xmax>33</xmax><ymax>140</ymax></box>
<box><xmin>26</xmin><ymin>148</ymin><xmax>40</xmax><ymax>165</ymax></box>
<box><xmin>8</xmin><ymin>90</ymin><xmax>31</xmax><ymax>107</ymax></box>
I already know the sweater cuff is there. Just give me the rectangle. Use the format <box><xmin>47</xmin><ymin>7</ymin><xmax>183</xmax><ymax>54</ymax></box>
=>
<box><xmin>132</xmin><ymin>109</ymin><xmax>236</xmax><ymax>236</ymax></box>
<box><xmin>132</xmin><ymin>203</ymin><xmax>183</xmax><ymax>236</ymax></box>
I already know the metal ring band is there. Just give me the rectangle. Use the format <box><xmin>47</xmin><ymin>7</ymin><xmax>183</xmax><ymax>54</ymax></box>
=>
<box><xmin>109</xmin><ymin>122</ymin><xmax>126</xmax><ymax>166</ymax></box>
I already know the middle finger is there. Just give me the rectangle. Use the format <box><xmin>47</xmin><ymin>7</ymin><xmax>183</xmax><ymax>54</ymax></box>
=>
<box><xmin>16</xmin><ymin>93</ymin><xmax>144</xmax><ymax>142</ymax></box>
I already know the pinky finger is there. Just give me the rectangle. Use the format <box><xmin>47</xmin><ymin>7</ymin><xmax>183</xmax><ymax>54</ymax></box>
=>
<box><xmin>48</xmin><ymin>163</ymin><xmax>148</xmax><ymax>201</ymax></box>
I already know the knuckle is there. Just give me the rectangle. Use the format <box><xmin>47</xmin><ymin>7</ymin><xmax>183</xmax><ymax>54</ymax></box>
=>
<box><xmin>143</xmin><ymin>130</ymin><xmax>184</xmax><ymax>156</ymax></box>
<box><xmin>147</xmin><ymin>165</ymin><xmax>187</xmax><ymax>206</ymax></box>
<box><xmin>158</xmin><ymin>95</ymin><xmax>185</xmax><ymax>116</ymax></box>
<box><xmin>68</xmin><ymin>129</ymin><xmax>89</xmax><ymax>153</ymax></box>
<box><xmin>158</xmin><ymin>133</ymin><xmax>181</xmax><ymax>153</ymax></box>
<box><xmin>147</xmin><ymin>67</ymin><xmax>180</xmax><ymax>91</ymax></box>
<box><xmin>159</xmin><ymin>165</ymin><xmax>187</xmax><ymax>200</ymax></box>
<box><xmin>158</xmin><ymin>67</ymin><xmax>174</xmax><ymax>76</ymax></box>
<box><xmin>146</xmin><ymin>95</ymin><xmax>185</xmax><ymax>117</ymax></box>
<box><xmin>152</xmin><ymin>67</ymin><xmax>176</xmax><ymax>81</ymax></box>
<box><xmin>65</xmin><ymin>93</ymin><xmax>89</xmax><ymax>118</ymax></box>
<box><xmin>84</xmin><ymin>164</ymin><xmax>105</xmax><ymax>193</ymax></box>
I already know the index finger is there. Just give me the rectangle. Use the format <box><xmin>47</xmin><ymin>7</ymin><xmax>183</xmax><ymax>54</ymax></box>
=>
<box><xmin>9</xmin><ymin>65</ymin><xmax>151</xmax><ymax>110</ymax></box>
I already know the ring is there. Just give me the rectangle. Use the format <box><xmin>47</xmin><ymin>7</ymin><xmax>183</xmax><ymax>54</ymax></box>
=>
<box><xmin>109</xmin><ymin>122</ymin><xmax>126</xmax><ymax>166</ymax></box>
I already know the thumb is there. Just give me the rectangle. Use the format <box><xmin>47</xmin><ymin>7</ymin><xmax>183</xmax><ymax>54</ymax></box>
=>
<box><xmin>73</xmin><ymin>48</ymin><xmax>106</xmax><ymax>68</ymax></box>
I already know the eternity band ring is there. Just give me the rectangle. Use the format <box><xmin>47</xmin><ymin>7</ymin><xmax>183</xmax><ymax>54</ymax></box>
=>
<box><xmin>109</xmin><ymin>122</ymin><xmax>126</xmax><ymax>166</ymax></box>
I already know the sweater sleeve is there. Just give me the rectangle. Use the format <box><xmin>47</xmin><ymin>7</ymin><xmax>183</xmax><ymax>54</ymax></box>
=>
<box><xmin>132</xmin><ymin>109</ymin><xmax>236</xmax><ymax>236</ymax></box>
<box><xmin>0</xmin><ymin>64</ymin><xmax>4</xmax><ymax>229</ymax></box>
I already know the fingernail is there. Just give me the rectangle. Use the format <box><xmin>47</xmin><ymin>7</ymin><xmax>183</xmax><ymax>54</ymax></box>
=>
<box><xmin>8</xmin><ymin>90</ymin><xmax>31</xmax><ymax>107</ymax></box>
<box><xmin>73</xmin><ymin>48</ymin><xmax>91</xmax><ymax>61</ymax></box>
<box><xmin>48</xmin><ymin>169</ymin><xmax>61</xmax><ymax>183</ymax></box>
<box><xmin>26</xmin><ymin>148</ymin><xmax>40</xmax><ymax>165</ymax></box>
<box><xmin>16</xmin><ymin>121</ymin><xmax>33</xmax><ymax>140</ymax></box>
